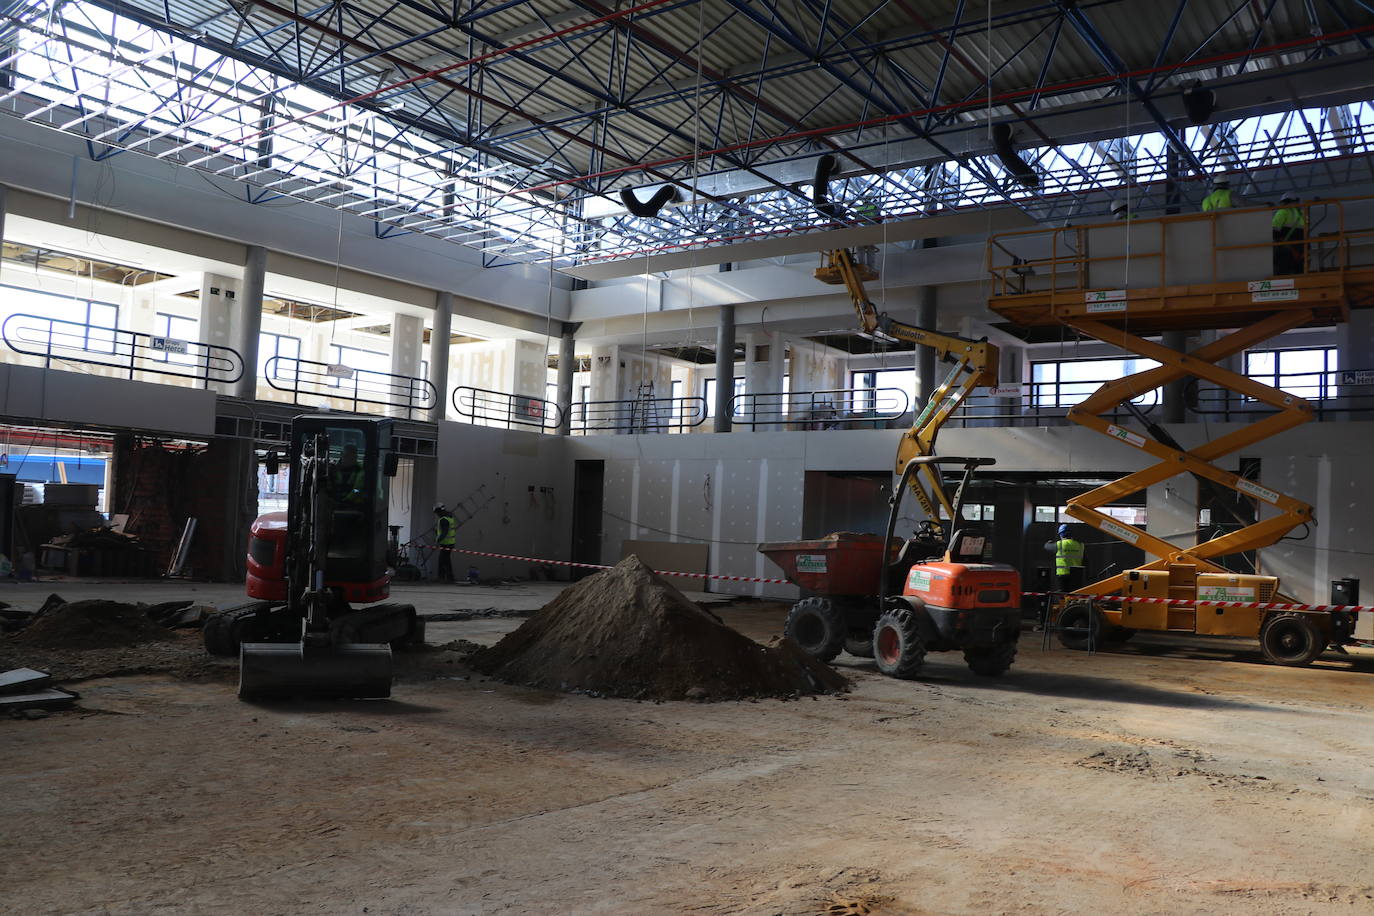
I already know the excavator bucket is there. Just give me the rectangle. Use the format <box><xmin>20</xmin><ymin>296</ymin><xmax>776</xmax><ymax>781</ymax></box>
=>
<box><xmin>238</xmin><ymin>641</ymin><xmax>393</xmax><ymax>700</ymax></box>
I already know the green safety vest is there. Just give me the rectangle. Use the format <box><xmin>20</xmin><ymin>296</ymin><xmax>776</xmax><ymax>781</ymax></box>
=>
<box><xmin>1055</xmin><ymin>538</ymin><xmax>1085</xmax><ymax>575</ymax></box>
<box><xmin>1201</xmin><ymin>189</ymin><xmax>1233</xmax><ymax>212</ymax></box>
<box><xmin>332</xmin><ymin>466</ymin><xmax>365</xmax><ymax>503</ymax></box>
<box><xmin>437</xmin><ymin>514</ymin><xmax>456</xmax><ymax>546</ymax></box>
<box><xmin>1272</xmin><ymin>206</ymin><xmax>1306</xmax><ymax>233</ymax></box>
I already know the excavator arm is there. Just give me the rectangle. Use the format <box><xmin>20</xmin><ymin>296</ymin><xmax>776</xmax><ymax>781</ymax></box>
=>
<box><xmin>817</xmin><ymin>248</ymin><xmax>1000</xmax><ymax>526</ymax></box>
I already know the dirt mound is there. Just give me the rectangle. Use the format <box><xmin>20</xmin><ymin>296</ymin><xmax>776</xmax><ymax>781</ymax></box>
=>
<box><xmin>472</xmin><ymin>556</ymin><xmax>847</xmax><ymax>700</ymax></box>
<box><xmin>9</xmin><ymin>599</ymin><xmax>175</xmax><ymax>651</ymax></box>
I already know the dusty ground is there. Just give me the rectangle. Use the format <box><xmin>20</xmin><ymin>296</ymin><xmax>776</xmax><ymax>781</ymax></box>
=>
<box><xmin>3</xmin><ymin>583</ymin><xmax>1374</xmax><ymax>915</ymax></box>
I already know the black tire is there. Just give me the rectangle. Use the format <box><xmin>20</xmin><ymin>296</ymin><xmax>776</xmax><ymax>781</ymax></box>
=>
<box><xmin>1056</xmin><ymin>601</ymin><xmax>1102</xmax><ymax>651</ymax></box>
<box><xmin>872</xmin><ymin>608</ymin><xmax>926</xmax><ymax>679</ymax></box>
<box><xmin>844</xmin><ymin>633</ymin><xmax>875</xmax><ymax>658</ymax></box>
<box><xmin>1260</xmin><ymin>613</ymin><xmax>1325</xmax><ymax>666</ymax></box>
<box><xmin>965</xmin><ymin>642</ymin><xmax>1018</xmax><ymax>677</ymax></box>
<box><xmin>202</xmin><ymin>602</ymin><xmax>272</xmax><ymax>657</ymax></box>
<box><xmin>784</xmin><ymin>597</ymin><xmax>847</xmax><ymax>662</ymax></box>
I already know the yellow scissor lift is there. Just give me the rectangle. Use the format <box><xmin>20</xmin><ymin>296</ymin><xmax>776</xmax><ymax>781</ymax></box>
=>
<box><xmin>985</xmin><ymin>197</ymin><xmax>1374</xmax><ymax>665</ymax></box>
<box><xmin>816</xmin><ymin>248</ymin><xmax>998</xmax><ymax>529</ymax></box>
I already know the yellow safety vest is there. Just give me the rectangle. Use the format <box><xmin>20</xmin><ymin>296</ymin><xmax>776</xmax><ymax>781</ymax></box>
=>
<box><xmin>1272</xmin><ymin>207</ymin><xmax>1306</xmax><ymax>232</ymax></box>
<box><xmin>437</xmin><ymin>514</ymin><xmax>456</xmax><ymax>547</ymax></box>
<box><xmin>1201</xmin><ymin>189</ymin><xmax>1233</xmax><ymax>212</ymax></box>
<box><xmin>1055</xmin><ymin>538</ymin><xmax>1085</xmax><ymax>575</ymax></box>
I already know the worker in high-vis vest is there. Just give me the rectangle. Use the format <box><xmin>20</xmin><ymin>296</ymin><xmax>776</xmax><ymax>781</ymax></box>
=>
<box><xmin>329</xmin><ymin>445</ymin><xmax>366</xmax><ymax>506</ymax></box>
<box><xmin>1052</xmin><ymin>523</ymin><xmax>1086</xmax><ymax>593</ymax></box>
<box><xmin>1272</xmin><ymin>193</ymin><xmax>1307</xmax><ymax>275</ymax></box>
<box><xmin>434</xmin><ymin>502</ymin><xmax>457</xmax><ymax>583</ymax></box>
<box><xmin>1201</xmin><ymin>178</ymin><xmax>1235</xmax><ymax>212</ymax></box>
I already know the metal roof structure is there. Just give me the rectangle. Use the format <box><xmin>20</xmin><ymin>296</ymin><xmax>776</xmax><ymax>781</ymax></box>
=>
<box><xmin>2</xmin><ymin>0</ymin><xmax>1372</xmax><ymax>270</ymax></box>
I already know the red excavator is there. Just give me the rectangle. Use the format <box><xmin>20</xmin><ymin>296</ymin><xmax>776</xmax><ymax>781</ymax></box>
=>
<box><xmin>203</xmin><ymin>414</ymin><xmax>423</xmax><ymax>699</ymax></box>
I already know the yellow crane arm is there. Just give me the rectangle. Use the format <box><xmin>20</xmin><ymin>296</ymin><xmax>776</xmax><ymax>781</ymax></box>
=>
<box><xmin>817</xmin><ymin>248</ymin><xmax>1000</xmax><ymax>523</ymax></box>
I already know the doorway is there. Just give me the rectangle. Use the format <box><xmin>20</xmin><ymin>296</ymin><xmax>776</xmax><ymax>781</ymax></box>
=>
<box><xmin>571</xmin><ymin>460</ymin><xmax>604</xmax><ymax>576</ymax></box>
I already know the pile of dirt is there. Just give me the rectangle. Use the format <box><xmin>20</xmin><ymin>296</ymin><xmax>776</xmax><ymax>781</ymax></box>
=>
<box><xmin>9</xmin><ymin>597</ymin><xmax>176</xmax><ymax>651</ymax></box>
<box><xmin>472</xmin><ymin>556</ymin><xmax>847</xmax><ymax>701</ymax></box>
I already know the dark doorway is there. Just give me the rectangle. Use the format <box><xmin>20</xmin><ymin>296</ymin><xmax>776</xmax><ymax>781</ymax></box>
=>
<box><xmin>571</xmin><ymin>460</ymin><xmax>604</xmax><ymax>578</ymax></box>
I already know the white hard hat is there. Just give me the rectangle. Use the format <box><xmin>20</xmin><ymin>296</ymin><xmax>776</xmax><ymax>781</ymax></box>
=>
<box><xmin>1212</xmin><ymin>177</ymin><xmax>1231</xmax><ymax>189</ymax></box>
<box><xmin>1280</xmin><ymin>193</ymin><xmax>1299</xmax><ymax>203</ymax></box>
<box><xmin>1110</xmin><ymin>200</ymin><xmax>1128</xmax><ymax>213</ymax></box>
<box><xmin>434</xmin><ymin>502</ymin><xmax>447</xmax><ymax>512</ymax></box>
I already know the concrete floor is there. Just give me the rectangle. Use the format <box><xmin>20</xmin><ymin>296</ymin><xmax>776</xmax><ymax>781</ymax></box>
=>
<box><xmin>4</xmin><ymin>583</ymin><xmax>1374</xmax><ymax>914</ymax></box>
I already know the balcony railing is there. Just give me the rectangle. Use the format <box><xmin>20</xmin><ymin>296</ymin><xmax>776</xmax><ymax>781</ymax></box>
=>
<box><xmin>452</xmin><ymin>386</ymin><xmax>562</xmax><ymax>430</ymax></box>
<box><xmin>264</xmin><ymin>356</ymin><xmax>436</xmax><ymax>416</ymax></box>
<box><xmin>732</xmin><ymin>387</ymin><xmax>910</xmax><ymax>429</ymax></box>
<box><xmin>571</xmin><ymin>396</ymin><xmax>706</xmax><ymax>434</ymax></box>
<box><xmin>2</xmin><ymin>312</ymin><xmax>243</xmax><ymax>386</ymax></box>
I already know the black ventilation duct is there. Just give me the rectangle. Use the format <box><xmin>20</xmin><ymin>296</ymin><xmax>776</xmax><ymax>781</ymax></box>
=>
<box><xmin>991</xmin><ymin>122</ymin><xmax>1039</xmax><ymax>188</ymax></box>
<box><xmin>811</xmin><ymin>153</ymin><xmax>842</xmax><ymax>218</ymax></box>
<box><xmin>1182</xmin><ymin>80</ymin><xmax>1217</xmax><ymax>126</ymax></box>
<box><xmin>620</xmin><ymin>186</ymin><xmax>681</xmax><ymax>218</ymax></box>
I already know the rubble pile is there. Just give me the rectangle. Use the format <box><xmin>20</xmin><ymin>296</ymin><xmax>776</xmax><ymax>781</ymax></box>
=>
<box><xmin>472</xmin><ymin>556</ymin><xmax>847</xmax><ymax>701</ymax></box>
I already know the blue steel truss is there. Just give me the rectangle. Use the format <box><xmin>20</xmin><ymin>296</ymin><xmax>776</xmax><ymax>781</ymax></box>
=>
<box><xmin>1</xmin><ymin>0</ymin><xmax>1371</xmax><ymax>268</ymax></box>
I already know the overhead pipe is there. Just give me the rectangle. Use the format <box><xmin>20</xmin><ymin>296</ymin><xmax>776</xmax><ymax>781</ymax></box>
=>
<box><xmin>991</xmin><ymin>122</ymin><xmax>1040</xmax><ymax>188</ymax></box>
<box><xmin>620</xmin><ymin>186</ymin><xmax>681</xmax><ymax>218</ymax></box>
<box><xmin>811</xmin><ymin>154</ymin><xmax>843</xmax><ymax>218</ymax></box>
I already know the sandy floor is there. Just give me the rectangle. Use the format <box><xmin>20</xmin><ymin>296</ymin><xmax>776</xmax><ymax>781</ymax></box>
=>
<box><xmin>3</xmin><ymin>588</ymin><xmax>1374</xmax><ymax>915</ymax></box>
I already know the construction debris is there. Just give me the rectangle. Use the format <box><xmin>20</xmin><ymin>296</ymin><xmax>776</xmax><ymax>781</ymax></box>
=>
<box><xmin>10</xmin><ymin>598</ymin><xmax>175</xmax><ymax>650</ymax></box>
<box><xmin>472</xmin><ymin>556</ymin><xmax>848</xmax><ymax>701</ymax></box>
<box><xmin>0</xmin><ymin>667</ymin><xmax>78</xmax><ymax>715</ymax></box>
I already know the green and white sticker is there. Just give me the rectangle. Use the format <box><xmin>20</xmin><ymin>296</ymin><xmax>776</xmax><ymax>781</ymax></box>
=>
<box><xmin>908</xmin><ymin>569</ymin><xmax>933</xmax><ymax>592</ymax></box>
<box><xmin>1198</xmin><ymin>585</ymin><xmax>1256</xmax><ymax>602</ymax></box>
<box><xmin>1106</xmin><ymin>424</ymin><xmax>1147</xmax><ymax>448</ymax></box>
<box><xmin>795</xmin><ymin>554</ymin><xmax>827</xmax><ymax>574</ymax></box>
<box><xmin>1252</xmin><ymin>289</ymin><xmax>1299</xmax><ymax>302</ymax></box>
<box><xmin>1247</xmin><ymin>279</ymin><xmax>1295</xmax><ymax>292</ymax></box>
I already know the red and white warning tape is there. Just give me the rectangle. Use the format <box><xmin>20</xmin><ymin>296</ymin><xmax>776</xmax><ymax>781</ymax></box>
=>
<box><xmin>1026</xmin><ymin>591</ymin><xmax>1374</xmax><ymax>614</ymax></box>
<box><xmin>425</xmin><ymin>545</ymin><xmax>792</xmax><ymax>586</ymax></box>
<box><xmin>413</xmin><ymin>545</ymin><xmax>1372</xmax><ymax>612</ymax></box>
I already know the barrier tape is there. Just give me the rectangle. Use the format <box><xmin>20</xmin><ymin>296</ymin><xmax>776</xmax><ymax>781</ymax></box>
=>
<box><xmin>409</xmin><ymin>544</ymin><xmax>1372</xmax><ymax>612</ymax></box>
<box><xmin>1026</xmin><ymin>591</ymin><xmax>1374</xmax><ymax>614</ymax></box>
<box><xmin>418</xmin><ymin>544</ymin><xmax>792</xmax><ymax>585</ymax></box>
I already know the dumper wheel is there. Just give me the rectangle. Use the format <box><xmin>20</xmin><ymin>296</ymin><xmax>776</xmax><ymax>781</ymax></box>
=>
<box><xmin>785</xmin><ymin>598</ymin><xmax>847</xmax><ymax>662</ymax></box>
<box><xmin>1260</xmin><ymin>613</ymin><xmax>1325</xmax><ymax>666</ymax></box>
<box><xmin>873</xmin><ymin>608</ymin><xmax>926</xmax><ymax>679</ymax></box>
<box><xmin>203</xmin><ymin>602</ymin><xmax>272</xmax><ymax>656</ymax></box>
<box><xmin>844</xmin><ymin>633</ymin><xmax>875</xmax><ymax>658</ymax></box>
<box><xmin>1056</xmin><ymin>601</ymin><xmax>1102</xmax><ymax>651</ymax></box>
<box><xmin>964</xmin><ymin>642</ymin><xmax>1017</xmax><ymax>677</ymax></box>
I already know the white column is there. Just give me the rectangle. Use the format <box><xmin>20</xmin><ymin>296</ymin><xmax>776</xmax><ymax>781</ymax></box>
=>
<box><xmin>428</xmin><ymin>291</ymin><xmax>452</xmax><ymax>423</ymax></box>
<box><xmin>231</xmin><ymin>246</ymin><xmax>266</xmax><ymax>400</ymax></box>
<box><xmin>390</xmin><ymin>312</ymin><xmax>424</xmax><ymax>418</ymax></box>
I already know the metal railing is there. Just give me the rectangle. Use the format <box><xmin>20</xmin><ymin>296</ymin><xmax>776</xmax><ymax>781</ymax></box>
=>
<box><xmin>2</xmin><ymin>312</ymin><xmax>243</xmax><ymax>386</ymax></box>
<box><xmin>571</xmin><ymin>396</ymin><xmax>707</xmax><ymax>434</ymax></box>
<box><xmin>264</xmin><ymin>355</ymin><xmax>436</xmax><ymax>416</ymax></box>
<box><xmin>452</xmin><ymin>386</ymin><xmax>562</xmax><ymax>431</ymax></box>
<box><xmin>732</xmin><ymin>387</ymin><xmax>910</xmax><ymax>429</ymax></box>
<box><xmin>987</xmin><ymin>194</ymin><xmax>1374</xmax><ymax>298</ymax></box>
<box><xmin>1190</xmin><ymin>367</ymin><xmax>1374</xmax><ymax>418</ymax></box>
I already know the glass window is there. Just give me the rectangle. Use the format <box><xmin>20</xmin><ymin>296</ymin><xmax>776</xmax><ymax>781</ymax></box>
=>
<box><xmin>1244</xmin><ymin>347</ymin><xmax>1335</xmax><ymax>399</ymax></box>
<box><xmin>1030</xmin><ymin>357</ymin><xmax>1161</xmax><ymax>408</ymax></box>
<box><xmin>328</xmin><ymin>344</ymin><xmax>390</xmax><ymax>388</ymax></box>
<box><xmin>703</xmin><ymin>376</ymin><xmax>745</xmax><ymax>417</ymax></box>
<box><xmin>258</xmin><ymin>332</ymin><xmax>301</xmax><ymax>381</ymax></box>
<box><xmin>153</xmin><ymin>313</ymin><xmax>198</xmax><ymax>365</ymax></box>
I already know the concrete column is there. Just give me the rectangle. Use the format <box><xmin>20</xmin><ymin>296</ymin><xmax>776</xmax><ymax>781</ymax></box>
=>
<box><xmin>0</xmin><ymin>184</ymin><xmax>7</xmax><ymax>249</ymax></box>
<box><xmin>714</xmin><ymin>305</ymin><xmax>735</xmax><ymax>432</ymax></box>
<box><xmin>556</xmin><ymin>327</ymin><xmax>575</xmax><ymax>436</ymax></box>
<box><xmin>427</xmin><ymin>292</ymin><xmax>453</xmax><ymax>422</ymax></box>
<box><xmin>231</xmin><ymin>245</ymin><xmax>266</xmax><ymax>400</ymax></box>
<box><xmin>1162</xmin><ymin>330</ymin><xmax>1187</xmax><ymax>423</ymax></box>
<box><xmin>199</xmin><ymin>272</ymin><xmax>237</xmax><ymax>395</ymax></box>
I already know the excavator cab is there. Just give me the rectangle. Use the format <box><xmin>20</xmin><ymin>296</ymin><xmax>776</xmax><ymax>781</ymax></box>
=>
<box><xmin>207</xmin><ymin>415</ymin><xmax>420</xmax><ymax>700</ymax></box>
